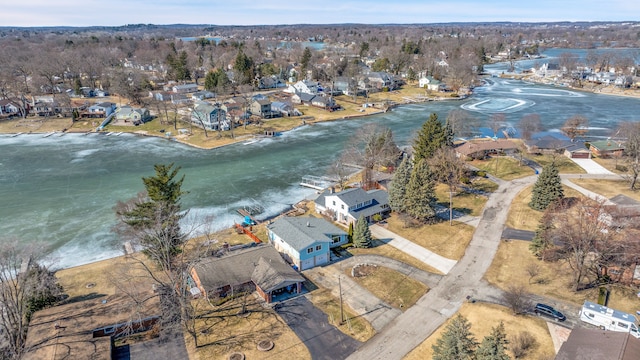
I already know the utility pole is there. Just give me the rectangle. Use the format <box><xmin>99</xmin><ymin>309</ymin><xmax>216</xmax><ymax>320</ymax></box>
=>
<box><xmin>339</xmin><ymin>275</ymin><xmax>345</xmax><ymax>325</ymax></box>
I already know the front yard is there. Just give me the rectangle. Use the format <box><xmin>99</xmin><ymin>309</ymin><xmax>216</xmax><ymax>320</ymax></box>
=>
<box><xmin>347</xmin><ymin>265</ymin><xmax>428</xmax><ymax>311</ymax></box>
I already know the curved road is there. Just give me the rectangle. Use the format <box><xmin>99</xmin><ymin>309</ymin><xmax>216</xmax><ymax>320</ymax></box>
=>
<box><xmin>347</xmin><ymin>175</ymin><xmax>538</xmax><ymax>360</ymax></box>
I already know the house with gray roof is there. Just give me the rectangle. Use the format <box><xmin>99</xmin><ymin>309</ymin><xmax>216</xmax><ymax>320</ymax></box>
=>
<box><xmin>315</xmin><ymin>187</ymin><xmax>390</xmax><ymax>225</ymax></box>
<box><xmin>266</xmin><ymin>216</ymin><xmax>348</xmax><ymax>271</ymax></box>
<box><xmin>189</xmin><ymin>244</ymin><xmax>304</xmax><ymax>303</ymax></box>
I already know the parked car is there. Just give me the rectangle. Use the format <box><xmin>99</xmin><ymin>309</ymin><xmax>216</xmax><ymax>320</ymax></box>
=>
<box><xmin>534</xmin><ymin>303</ymin><xmax>566</xmax><ymax>321</ymax></box>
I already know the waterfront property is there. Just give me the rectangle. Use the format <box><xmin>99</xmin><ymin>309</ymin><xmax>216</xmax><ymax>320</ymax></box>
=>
<box><xmin>266</xmin><ymin>216</ymin><xmax>348</xmax><ymax>271</ymax></box>
<box><xmin>589</xmin><ymin>140</ymin><xmax>625</xmax><ymax>158</ymax></box>
<box><xmin>23</xmin><ymin>292</ymin><xmax>161</xmax><ymax>360</ymax></box>
<box><xmin>314</xmin><ymin>187</ymin><xmax>390</xmax><ymax>225</ymax></box>
<box><xmin>113</xmin><ymin>105</ymin><xmax>151</xmax><ymax>125</ymax></box>
<box><xmin>189</xmin><ymin>244</ymin><xmax>304</xmax><ymax>303</ymax></box>
<box><xmin>454</xmin><ymin>139</ymin><xmax>518</xmax><ymax>159</ymax></box>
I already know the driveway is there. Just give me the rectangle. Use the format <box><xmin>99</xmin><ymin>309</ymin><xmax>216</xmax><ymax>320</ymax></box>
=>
<box><xmin>569</xmin><ymin>158</ymin><xmax>615</xmax><ymax>175</ymax></box>
<box><xmin>276</xmin><ymin>296</ymin><xmax>361</xmax><ymax>360</ymax></box>
<box><xmin>369</xmin><ymin>224</ymin><xmax>457</xmax><ymax>274</ymax></box>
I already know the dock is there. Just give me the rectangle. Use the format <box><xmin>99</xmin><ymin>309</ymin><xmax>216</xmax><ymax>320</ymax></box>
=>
<box><xmin>10</xmin><ymin>132</ymin><xmax>23</xmax><ymax>137</ymax></box>
<box><xmin>300</xmin><ymin>175</ymin><xmax>338</xmax><ymax>190</ymax></box>
<box><xmin>42</xmin><ymin>132</ymin><xmax>56</xmax><ymax>138</ymax></box>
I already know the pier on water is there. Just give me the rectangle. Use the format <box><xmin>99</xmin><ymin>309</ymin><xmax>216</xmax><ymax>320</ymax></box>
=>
<box><xmin>300</xmin><ymin>175</ymin><xmax>338</xmax><ymax>191</ymax></box>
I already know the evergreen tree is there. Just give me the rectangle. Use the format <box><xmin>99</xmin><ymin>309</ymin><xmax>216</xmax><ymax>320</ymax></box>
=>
<box><xmin>413</xmin><ymin>113</ymin><xmax>446</xmax><ymax>163</ymax></box>
<box><xmin>204</xmin><ymin>70</ymin><xmax>217</xmax><ymax>91</ymax></box>
<box><xmin>476</xmin><ymin>322</ymin><xmax>510</xmax><ymax>360</ymax></box>
<box><xmin>352</xmin><ymin>215</ymin><xmax>372</xmax><ymax>248</ymax></box>
<box><xmin>444</xmin><ymin>118</ymin><xmax>455</xmax><ymax>147</ymax></box>
<box><xmin>116</xmin><ymin>163</ymin><xmax>188</xmax><ymax>267</ymax></box>
<box><xmin>432</xmin><ymin>314</ymin><xmax>478</xmax><ymax>360</ymax></box>
<box><xmin>404</xmin><ymin>159</ymin><xmax>437</xmax><ymax>222</ymax></box>
<box><xmin>233</xmin><ymin>50</ymin><xmax>254</xmax><ymax>84</ymax></box>
<box><xmin>348</xmin><ymin>222</ymin><xmax>354</xmax><ymax>243</ymax></box>
<box><xmin>529</xmin><ymin>162</ymin><xmax>564</xmax><ymax>211</ymax></box>
<box><xmin>301</xmin><ymin>47</ymin><xmax>312</xmax><ymax>74</ymax></box>
<box><xmin>388</xmin><ymin>156</ymin><xmax>413</xmax><ymax>213</ymax></box>
<box><xmin>529</xmin><ymin>210</ymin><xmax>555</xmax><ymax>259</ymax></box>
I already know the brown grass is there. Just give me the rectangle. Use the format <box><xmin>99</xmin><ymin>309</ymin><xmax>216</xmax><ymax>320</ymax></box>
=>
<box><xmin>504</xmin><ymin>185</ymin><xmax>585</xmax><ymax>231</ymax></box>
<box><xmin>526</xmin><ymin>154</ymin><xmax>586</xmax><ymax>174</ymax></box>
<box><xmin>404</xmin><ymin>302</ymin><xmax>555</xmax><ymax>360</ymax></box>
<box><xmin>385</xmin><ymin>214</ymin><xmax>475</xmax><ymax>260</ymax></box>
<box><xmin>484</xmin><ymin>240</ymin><xmax>640</xmax><ymax>314</ymax></box>
<box><xmin>307</xmin><ymin>288</ymin><xmax>377</xmax><ymax>342</ymax></box>
<box><xmin>191</xmin><ymin>297</ymin><xmax>311</xmax><ymax>360</ymax></box>
<box><xmin>591</xmin><ymin>156</ymin><xmax>627</xmax><ymax>174</ymax></box>
<box><xmin>347</xmin><ymin>240</ymin><xmax>444</xmax><ymax>275</ymax></box>
<box><xmin>470</xmin><ymin>156</ymin><xmax>536</xmax><ymax>180</ymax></box>
<box><xmin>571</xmin><ymin>178</ymin><xmax>640</xmax><ymax>201</ymax></box>
<box><xmin>347</xmin><ymin>266</ymin><xmax>428</xmax><ymax>311</ymax></box>
<box><xmin>435</xmin><ymin>183</ymin><xmax>489</xmax><ymax>217</ymax></box>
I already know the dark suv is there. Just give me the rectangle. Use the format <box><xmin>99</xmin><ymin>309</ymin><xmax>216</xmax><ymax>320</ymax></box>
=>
<box><xmin>534</xmin><ymin>303</ymin><xmax>566</xmax><ymax>321</ymax></box>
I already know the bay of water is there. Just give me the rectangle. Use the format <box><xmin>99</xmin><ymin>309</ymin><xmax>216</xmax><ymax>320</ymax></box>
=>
<box><xmin>3</xmin><ymin>60</ymin><xmax>640</xmax><ymax>268</ymax></box>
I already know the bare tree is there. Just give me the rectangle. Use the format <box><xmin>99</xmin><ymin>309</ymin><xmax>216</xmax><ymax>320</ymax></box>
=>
<box><xmin>502</xmin><ymin>285</ymin><xmax>532</xmax><ymax>315</ymax></box>
<box><xmin>490</xmin><ymin>113</ymin><xmax>505</xmax><ymax>138</ymax></box>
<box><xmin>342</xmin><ymin>123</ymin><xmax>399</xmax><ymax>190</ymax></box>
<box><xmin>518</xmin><ymin>114</ymin><xmax>542</xmax><ymax>141</ymax></box>
<box><xmin>427</xmin><ymin>147</ymin><xmax>467</xmax><ymax>225</ymax></box>
<box><xmin>446</xmin><ymin>109</ymin><xmax>478</xmax><ymax>139</ymax></box>
<box><xmin>0</xmin><ymin>243</ymin><xmax>62</xmax><ymax>359</ymax></box>
<box><xmin>561</xmin><ymin>115</ymin><xmax>588</xmax><ymax>142</ymax></box>
<box><xmin>618</xmin><ymin>122</ymin><xmax>640</xmax><ymax>190</ymax></box>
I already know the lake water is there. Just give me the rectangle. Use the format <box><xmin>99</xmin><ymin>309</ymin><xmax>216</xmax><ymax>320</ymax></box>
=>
<box><xmin>3</xmin><ymin>53</ymin><xmax>640</xmax><ymax>268</ymax></box>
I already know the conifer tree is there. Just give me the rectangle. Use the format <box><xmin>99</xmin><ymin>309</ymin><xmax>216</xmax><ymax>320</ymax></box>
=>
<box><xmin>352</xmin><ymin>215</ymin><xmax>372</xmax><ymax>248</ymax></box>
<box><xmin>413</xmin><ymin>112</ymin><xmax>445</xmax><ymax>162</ymax></box>
<box><xmin>530</xmin><ymin>210</ymin><xmax>555</xmax><ymax>259</ymax></box>
<box><xmin>476</xmin><ymin>322</ymin><xmax>511</xmax><ymax>360</ymax></box>
<box><xmin>529</xmin><ymin>162</ymin><xmax>564</xmax><ymax>211</ymax></box>
<box><xmin>388</xmin><ymin>156</ymin><xmax>413</xmax><ymax>213</ymax></box>
<box><xmin>432</xmin><ymin>314</ymin><xmax>477</xmax><ymax>360</ymax></box>
<box><xmin>444</xmin><ymin>117</ymin><xmax>455</xmax><ymax>147</ymax></box>
<box><xmin>404</xmin><ymin>159</ymin><xmax>437</xmax><ymax>222</ymax></box>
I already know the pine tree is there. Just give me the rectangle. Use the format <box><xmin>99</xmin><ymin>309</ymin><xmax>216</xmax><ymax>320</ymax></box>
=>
<box><xmin>348</xmin><ymin>222</ymin><xmax>354</xmax><ymax>243</ymax></box>
<box><xmin>404</xmin><ymin>159</ymin><xmax>437</xmax><ymax>222</ymax></box>
<box><xmin>116</xmin><ymin>163</ymin><xmax>188</xmax><ymax>267</ymax></box>
<box><xmin>476</xmin><ymin>322</ymin><xmax>510</xmax><ymax>360</ymax></box>
<box><xmin>413</xmin><ymin>112</ymin><xmax>445</xmax><ymax>163</ymax></box>
<box><xmin>388</xmin><ymin>157</ymin><xmax>413</xmax><ymax>213</ymax></box>
<box><xmin>352</xmin><ymin>215</ymin><xmax>372</xmax><ymax>248</ymax></box>
<box><xmin>432</xmin><ymin>314</ymin><xmax>477</xmax><ymax>360</ymax></box>
<box><xmin>529</xmin><ymin>211</ymin><xmax>555</xmax><ymax>259</ymax></box>
<box><xmin>529</xmin><ymin>162</ymin><xmax>564</xmax><ymax>211</ymax></box>
<box><xmin>444</xmin><ymin>117</ymin><xmax>455</xmax><ymax>147</ymax></box>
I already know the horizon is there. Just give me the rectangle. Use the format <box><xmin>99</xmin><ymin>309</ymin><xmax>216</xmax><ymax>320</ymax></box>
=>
<box><xmin>1</xmin><ymin>0</ymin><xmax>638</xmax><ymax>28</ymax></box>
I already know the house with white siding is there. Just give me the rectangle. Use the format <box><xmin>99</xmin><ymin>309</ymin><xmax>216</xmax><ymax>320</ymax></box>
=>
<box><xmin>266</xmin><ymin>216</ymin><xmax>348</xmax><ymax>271</ymax></box>
<box><xmin>315</xmin><ymin>187</ymin><xmax>390</xmax><ymax>225</ymax></box>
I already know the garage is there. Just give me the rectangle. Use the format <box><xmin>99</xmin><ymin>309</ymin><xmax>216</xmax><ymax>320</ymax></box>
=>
<box><xmin>315</xmin><ymin>253</ymin><xmax>328</xmax><ymax>266</ymax></box>
<box><xmin>300</xmin><ymin>258</ymin><xmax>315</xmax><ymax>271</ymax></box>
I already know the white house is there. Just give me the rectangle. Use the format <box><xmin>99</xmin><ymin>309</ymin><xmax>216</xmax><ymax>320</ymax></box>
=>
<box><xmin>171</xmin><ymin>83</ymin><xmax>199</xmax><ymax>94</ymax></box>
<box><xmin>87</xmin><ymin>102</ymin><xmax>116</xmax><ymax>118</ymax></box>
<box><xmin>266</xmin><ymin>216</ymin><xmax>348</xmax><ymax>271</ymax></box>
<box><xmin>284</xmin><ymin>80</ymin><xmax>322</xmax><ymax>95</ymax></box>
<box><xmin>419</xmin><ymin>76</ymin><xmax>445</xmax><ymax>91</ymax></box>
<box><xmin>315</xmin><ymin>187</ymin><xmax>390</xmax><ymax>225</ymax></box>
<box><xmin>0</xmin><ymin>99</ymin><xmax>21</xmax><ymax>116</ymax></box>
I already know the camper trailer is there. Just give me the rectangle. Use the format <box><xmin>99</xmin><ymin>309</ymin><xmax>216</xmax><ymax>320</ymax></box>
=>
<box><xmin>579</xmin><ymin>301</ymin><xmax>640</xmax><ymax>338</ymax></box>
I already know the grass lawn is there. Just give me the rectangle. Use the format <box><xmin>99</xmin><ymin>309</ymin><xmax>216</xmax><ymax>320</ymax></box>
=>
<box><xmin>347</xmin><ymin>239</ymin><xmax>444</xmax><ymax>275</ymax></box>
<box><xmin>571</xmin><ymin>178</ymin><xmax>640</xmax><ymax>201</ymax></box>
<box><xmin>385</xmin><ymin>214</ymin><xmax>475</xmax><ymax>260</ymax></box>
<box><xmin>404</xmin><ymin>302</ymin><xmax>555</xmax><ymax>360</ymax></box>
<box><xmin>470</xmin><ymin>156</ymin><xmax>535</xmax><ymax>181</ymax></box>
<box><xmin>591</xmin><ymin>156</ymin><xmax>627</xmax><ymax>174</ymax></box>
<box><xmin>307</xmin><ymin>287</ymin><xmax>376</xmax><ymax>342</ymax></box>
<box><xmin>485</xmin><ymin>240</ymin><xmax>640</xmax><ymax>315</ymax></box>
<box><xmin>435</xmin><ymin>183</ymin><xmax>489</xmax><ymax>217</ymax></box>
<box><xmin>347</xmin><ymin>266</ymin><xmax>428</xmax><ymax>311</ymax></box>
<box><xmin>189</xmin><ymin>297</ymin><xmax>311</xmax><ymax>360</ymax></box>
<box><xmin>526</xmin><ymin>154</ymin><xmax>586</xmax><ymax>174</ymax></box>
<box><xmin>504</xmin><ymin>185</ymin><xmax>585</xmax><ymax>232</ymax></box>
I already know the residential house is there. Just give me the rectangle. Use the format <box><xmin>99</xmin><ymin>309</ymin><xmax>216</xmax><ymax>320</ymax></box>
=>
<box><xmin>419</xmin><ymin>76</ymin><xmax>445</xmax><ymax>91</ymax></box>
<box><xmin>191</xmin><ymin>102</ymin><xmax>229</xmax><ymax>131</ymax></box>
<box><xmin>366</xmin><ymin>72</ymin><xmax>395</xmax><ymax>92</ymax></box>
<box><xmin>150</xmin><ymin>91</ymin><xmax>173</xmax><ymax>102</ymax></box>
<box><xmin>589</xmin><ymin>140</ymin><xmax>625</xmax><ymax>158</ymax></box>
<box><xmin>170</xmin><ymin>93</ymin><xmax>191</xmax><ymax>105</ymax></box>
<box><xmin>564</xmin><ymin>142</ymin><xmax>592</xmax><ymax>159</ymax></box>
<box><xmin>333</xmin><ymin>76</ymin><xmax>355</xmax><ymax>95</ymax></box>
<box><xmin>23</xmin><ymin>292</ymin><xmax>161</xmax><ymax>360</ymax></box>
<box><xmin>588</xmin><ymin>72</ymin><xmax>617</xmax><ymax>84</ymax></box>
<box><xmin>189</xmin><ymin>244</ymin><xmax>304</xmax><ymax>303</ymax></box>
<box><xmin>537</xmin><ymin>63</ymin><xmax>564</xmax><ymax>78</ymax></box>
<box><xmin>258</xmin><ymin>75</ymin><xmax>286</xmax><ymax>90</ymax></box>
<box><xmin>266</xmin><ymin>216</ymin><xmax>348</xmax><ymax>271</ymax></box>
<box><xmin>171</xmin><ymin>83</ymin><xmax>199</xmax><ymax>94</ymax></box>
<box><xmin>454</xmin><ymin>139</ymin><xmax>518</xmax><ymax>159</ymax></box>
<box><xmin>85</xmin><ymin>102</ymin><xmax>116</xmax><ymax>118</ymax></box>
<box><xmin>285</xmin><ymin>80</ymin><xmax>322</xmax><ymax>95</ymax></box>
<box><xmin>311</xmin><ymin>95</ymin><xmax>337</xmax><ymax>110</ymax></box>
<box><xmin>114</xmin><ymin>106</ymin><xmax>151</xmax><ymax>125</ymax></box>
<box><xmin>250</xmin><ymin>98</ymin><xmax>273</xmax><ymax>118</ymax></box>
<box><xmin>315</xmin><ymin>187</ymin><xmax>390</xmax><ymax>225</ymax></box>
<box><xmin>555</xmin><ymin>328</ymin><xmax>640</xmax><ymax>360</ymax></box>
<box><xmin>292</xmin><ymin>92</ymin><xmax>315</xmax><ymax>105</ymax></box>
<box><xmin>0</xmin><ymin>99</ymin><xmax>21</xmax><ymax>117</ymax></box>
<box><xmin>615</xmin><ymin>75</ymin><xmax>633</xmax><ymax>88</ymax></box>
<box><xmin>191</xmin><ymin>90</ymin><xmax>215</xmax><ymax>101</ymax></box>
<box><xmin>524</xmin><ymin>134</ymin><xmax>573</xmax><ymax>155</ymax></box>
<box><xmin>270</xmin><ymin>101</ymin><xmax>299</xmax><ymax>117</ymax></box>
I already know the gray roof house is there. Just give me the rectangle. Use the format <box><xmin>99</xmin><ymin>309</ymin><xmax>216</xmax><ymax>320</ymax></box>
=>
<box><xmin>114</xmin><ymin>106</ymin><xmax>151</xmax><ymax>125</ymax></box>
<box><xmin>315</xmin><ymin>187</ymin><xmax>390</xmax><ymax>224</ymax></box>
<box><xmin>191</xmin><ymin>102</ymin><xmax>229</xmax><ymax>131</ymax></box>
<box><xmin>190</xmin><ymin>244</ymin><xmax>304</xmax><ymax>303</ymax></box>
<box><xmin>267</xmin><ymin>216</ymin><xmax>348</xmax><ymax>271</ymax></box>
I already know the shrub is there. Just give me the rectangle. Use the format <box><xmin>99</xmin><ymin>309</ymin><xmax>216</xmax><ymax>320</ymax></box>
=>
<box><xmin>615</xmin><ymin>164</ymin><xmax>628</xmax><ymax>172</ymax></box>
<box><xmin>476</xmin><ymin>170</ymin><xmax>487</xmax><ymax>178</ymax></box>
<box><xmin>510</xmin><ymin>331</ymin><xmax>536</xmax><ymax>358</ymax></box>
<box><xmin>372</xmin><ymin>214</ymin><xmax>383</xmax><ymax>222</ymax></box>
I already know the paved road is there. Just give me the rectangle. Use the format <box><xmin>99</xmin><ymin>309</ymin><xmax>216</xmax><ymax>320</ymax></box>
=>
<box><xmin>347</xmin><ymin>175</ymin><xmax>538</xmax><ymax>360</ymax></box>
<box><xmin>277</xmin><ymin>296</ymin><xmax>361</xmax><ymax>360</ymax></box>
<box><xmin>569</xmin><ymin>158</ymin><xmax>615</xmax><ymax>175</ymax></box>
<box><xmin>502</xmin><ymin>227</ymin><xmax>535</xmax><ymax>241</ymax></box>
<box><xmin>369</xmin><ymin>224</ymin><xmax>457</xmax><ymax>274</ymax></box>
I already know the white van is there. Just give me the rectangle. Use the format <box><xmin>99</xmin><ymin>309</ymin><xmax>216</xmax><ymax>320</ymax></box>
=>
<box><xmin>579</xmin><ymin>301</ymin><xmax>640</xmax><ymax>338</ymax></box>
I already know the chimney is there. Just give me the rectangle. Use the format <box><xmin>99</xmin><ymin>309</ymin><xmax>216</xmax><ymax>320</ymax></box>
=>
<box><xmin>329</xmin><ymin>187</ymin><xmax>334</xmax><ymax>194</ymax></box>
<box><xmin>306</xmin><ymin>221</ymin><xmax>310</xmax><ymax>227</ymax></box>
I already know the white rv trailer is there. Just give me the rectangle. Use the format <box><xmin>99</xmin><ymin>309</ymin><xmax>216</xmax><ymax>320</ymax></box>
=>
<box><xmin>579</xmin><ymin>301</ymin><xmax>640</xmax><ymax>338</ymax></box>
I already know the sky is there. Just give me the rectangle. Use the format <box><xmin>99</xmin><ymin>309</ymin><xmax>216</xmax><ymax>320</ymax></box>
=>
<box><xmin>1</xmin><ymin>0</ymin><xmax>639</xmax><ymax>27</ymax></box>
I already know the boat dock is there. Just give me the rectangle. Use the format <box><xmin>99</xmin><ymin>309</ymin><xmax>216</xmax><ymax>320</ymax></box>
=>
<box><xmin>300</xmin><ymin>175</ymin><xmax>338</xmax><ymax>190</ymax></box>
